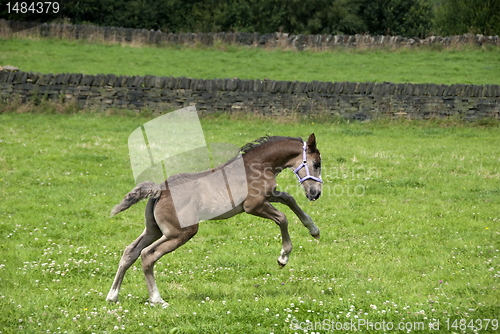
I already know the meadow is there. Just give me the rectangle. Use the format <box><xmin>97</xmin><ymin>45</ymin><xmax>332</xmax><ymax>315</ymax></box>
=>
<box><xmin>1</xmin><ymin>38</ymin><xmax>500</xmax><ymax>85</ymax></box>
<box><xmin>0</xmin><ymin>110</ymin><xmax>499</xmax><ymax>333</ymax></box>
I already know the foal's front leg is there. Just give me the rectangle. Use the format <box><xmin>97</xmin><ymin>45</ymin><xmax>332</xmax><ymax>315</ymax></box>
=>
<box><xmin>247</xmin><ymin>201</ymin><xmax>293</xmax><ymax>268</ymax></box>
<box><xmin>269</xmin><ymin>191</ymin><xmax>320</xmax><ymax>239</ymax></box>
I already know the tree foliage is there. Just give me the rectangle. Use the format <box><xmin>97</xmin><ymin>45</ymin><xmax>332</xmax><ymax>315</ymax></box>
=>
<box><xmin>3</xmin><ymin>0</ymin><xmax>497</xmax><ymax>37</ymax></box>
<box><xmin>361</xmin><ymin>0</ymin><xmax>433</xmax><ymax>37</ymax></box>
<box><xmin>433</xmin><ymin>0</ymin><xmax>500</xmax><ymax>36</ymax></box>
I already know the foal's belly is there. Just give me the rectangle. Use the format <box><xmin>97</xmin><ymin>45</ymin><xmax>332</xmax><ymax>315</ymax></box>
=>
<box><xmin>209</xmin><ymin>203</ymin><xmax>245</xmax><ymax>220</ymax></box>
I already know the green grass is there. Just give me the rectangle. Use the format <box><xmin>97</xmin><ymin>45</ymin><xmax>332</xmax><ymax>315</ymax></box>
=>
<box><xmin>1</xmin><ymin>38</ymin><xmax>500</xmax><ymax>85</ymax></box>
<box><xmin>0</xmin><ymin>111</ymin><xmax>499</xmax><ymax>333</ymax></box>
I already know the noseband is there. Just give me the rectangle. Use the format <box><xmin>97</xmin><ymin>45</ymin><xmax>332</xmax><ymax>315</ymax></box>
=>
<box><xmin>293</xmin><ymin>142</ymin><xmax>323</xmax><ymax>184</ymax></box>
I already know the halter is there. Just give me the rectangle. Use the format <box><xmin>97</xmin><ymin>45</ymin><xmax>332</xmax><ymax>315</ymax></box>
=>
<box><xmin>293</xmin><ymin>142</ymin><xmax>323</xmax><ymax>184</ymax></box>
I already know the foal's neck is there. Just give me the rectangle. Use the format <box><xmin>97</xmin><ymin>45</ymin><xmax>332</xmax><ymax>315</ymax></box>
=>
<box><xmin>261</xmin><ymin>139</ymin><xmax>303</xmax><ymax>172</ymax></box>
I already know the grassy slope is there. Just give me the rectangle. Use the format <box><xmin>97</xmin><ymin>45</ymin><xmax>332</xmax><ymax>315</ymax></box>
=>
<box><xmin>0</xmin><ymin>112</ymin><xmax>498</xmax><ymax>333</ymax></box>
<box><xmin>1</xmin><ymin>38</ymin><xmax>499</xmax><ymax>85</ymax></box>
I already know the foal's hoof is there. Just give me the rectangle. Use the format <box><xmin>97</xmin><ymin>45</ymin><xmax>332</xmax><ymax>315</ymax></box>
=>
<box><xmin>278</xmin><ymin>260</ymin><xmax>286</xmax><ymax>269</ymax></box>
<box><xmin>312</xmin><ymin>233</ymin><xmax>320</xmax><ymax>240</ymax></box>
<box><xmin>150</xmin><ymin>299</ymin><xmax>169</xmax><ymax>308</ymax></box>
<box><xmin>106</xmin><ymin>289</ymin><xmax>120</xmax><ymax>303</ymax></box>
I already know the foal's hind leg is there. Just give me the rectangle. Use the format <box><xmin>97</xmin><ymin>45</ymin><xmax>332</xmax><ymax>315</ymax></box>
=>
<box><xmin>106</xmin><ymin>199</ymin><xmax>162</xmax><ymax>303</ymax></box>
<box><xmin>269</xmin><ymin>191</ymin><xmax>320</xmax><ymax>239</ymax></box>
<box><xmin>140</xmin><ymin>225</ymin><xmax>198</xmax><ymax>305</ymax></box>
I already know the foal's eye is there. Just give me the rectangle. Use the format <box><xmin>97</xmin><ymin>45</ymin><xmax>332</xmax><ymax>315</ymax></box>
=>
<box><xmin>313</xmin><ymin>162</ymin><xmax>321</xmax><ymax>169</ymax></box>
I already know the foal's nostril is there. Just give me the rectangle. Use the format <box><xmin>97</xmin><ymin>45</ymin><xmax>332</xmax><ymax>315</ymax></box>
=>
<box><xmin>312</xmin><ymin>191</ymin><xmax>321</xmax><ymax>201</ymax></box>
<box><xmin>309</xmin><ymin>188</ymin><xmax>321</xmax><ymax>201</ymax></box>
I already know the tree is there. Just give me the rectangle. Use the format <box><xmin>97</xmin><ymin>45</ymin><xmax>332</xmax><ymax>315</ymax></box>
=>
<box><xmin>433</xmin><ymin>0</ymin><xmax>500</xmax><ymax>36</ymax></box>
<box><xmin>361</xmin><ymin>0</ymin><xmax>433</xmax><ymax>37</ymax></box>
<box><xmin>1</xmin><ymin>0</ymin><xmax>440</xmax><ymax>36</ymax></box>
<box><xmin>284</xmin><ymin>0</ymin><xmax>366</xmax><ymax>35</ymax></box>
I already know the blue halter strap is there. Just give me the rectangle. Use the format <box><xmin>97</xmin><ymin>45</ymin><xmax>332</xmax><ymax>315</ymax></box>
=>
<box><xmin>293</xmin><ymin>142</ymin><xmax>323</xmax><ymax>184</ymax></box>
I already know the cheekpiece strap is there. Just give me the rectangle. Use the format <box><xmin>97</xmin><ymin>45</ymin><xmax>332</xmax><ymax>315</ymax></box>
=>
<box><xmin>293</xmin><ymin>142</ymin><xmax>323</xmax><ymax>184</ymax></box>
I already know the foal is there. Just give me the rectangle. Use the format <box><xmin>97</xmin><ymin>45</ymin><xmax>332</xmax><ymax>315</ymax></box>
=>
<box><xmin>106</xmin><ymin>133</ymin><xmax>323</xmax><ymax>305</ymax></box>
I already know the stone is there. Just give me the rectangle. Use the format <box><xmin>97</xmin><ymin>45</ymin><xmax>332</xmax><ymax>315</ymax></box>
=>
<box><xmin>0</xmin><ymin>65</ymin><xmax>19</xmax><ymax>72</ymax></box>
<box><xmin>1</xmin><ymin>69</ymin><xmax>498</xmax><ymax>121</ymax></box>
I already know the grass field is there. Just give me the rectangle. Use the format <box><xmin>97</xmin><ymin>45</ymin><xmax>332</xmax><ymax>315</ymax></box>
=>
<box><xmin>1</xmin><ymin>38</ymin><xmax>500</xmax><ymax>85</ymax></box>
<box><xmin>0</xmin><ymin>110</ymin><xmax>499</xmax><ymax>333</ymax></box>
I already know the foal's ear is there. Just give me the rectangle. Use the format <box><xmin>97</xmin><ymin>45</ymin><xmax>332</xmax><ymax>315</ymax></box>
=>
<box><xmin>306</xmin><ymin>133</ymin><xmax>316</xmax><ymax>150</ymax></box>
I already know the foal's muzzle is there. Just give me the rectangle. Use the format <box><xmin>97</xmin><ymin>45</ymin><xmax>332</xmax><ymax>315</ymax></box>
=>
<box><xmin>307</xmin><ymin>187</ymin><xmax>322</xmax><ymax>201</ymax></box>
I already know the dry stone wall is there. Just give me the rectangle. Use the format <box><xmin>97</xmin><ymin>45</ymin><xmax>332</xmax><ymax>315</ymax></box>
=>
<box><xmin>2</xmin><ymin>19</ymin><xmax>500</xmax><ymax>50</ymax></box>
<box><xmin>1</xmin><ymin>70</ymin><xmax>499</xmax><ymax>121</ymax></box>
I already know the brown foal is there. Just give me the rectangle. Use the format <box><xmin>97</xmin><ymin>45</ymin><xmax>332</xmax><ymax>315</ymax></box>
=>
<box><xmin>106</xmin><ymin>133</ymin><xmax>323</xmax><ymax>305</ymax></box>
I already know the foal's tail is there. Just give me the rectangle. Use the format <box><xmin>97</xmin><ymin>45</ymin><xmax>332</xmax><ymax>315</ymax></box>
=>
<box><xmin>110</xmin><ymin>182</ymin><xmax>163</xmax><ymax>217</ymax></box>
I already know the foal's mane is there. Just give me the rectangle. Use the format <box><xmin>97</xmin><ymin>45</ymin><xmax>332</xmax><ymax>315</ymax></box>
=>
<box><xmin>240</xmin><ymin>135</ymin><xmax>303</xmax><ymax>155</ymax></box>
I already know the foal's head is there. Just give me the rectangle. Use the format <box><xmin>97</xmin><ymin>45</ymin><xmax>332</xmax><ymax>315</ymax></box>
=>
<box><xmin>292</xmin><ymin>133</ymin><xmax>322</xmax><ymax>201</ymax></box>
